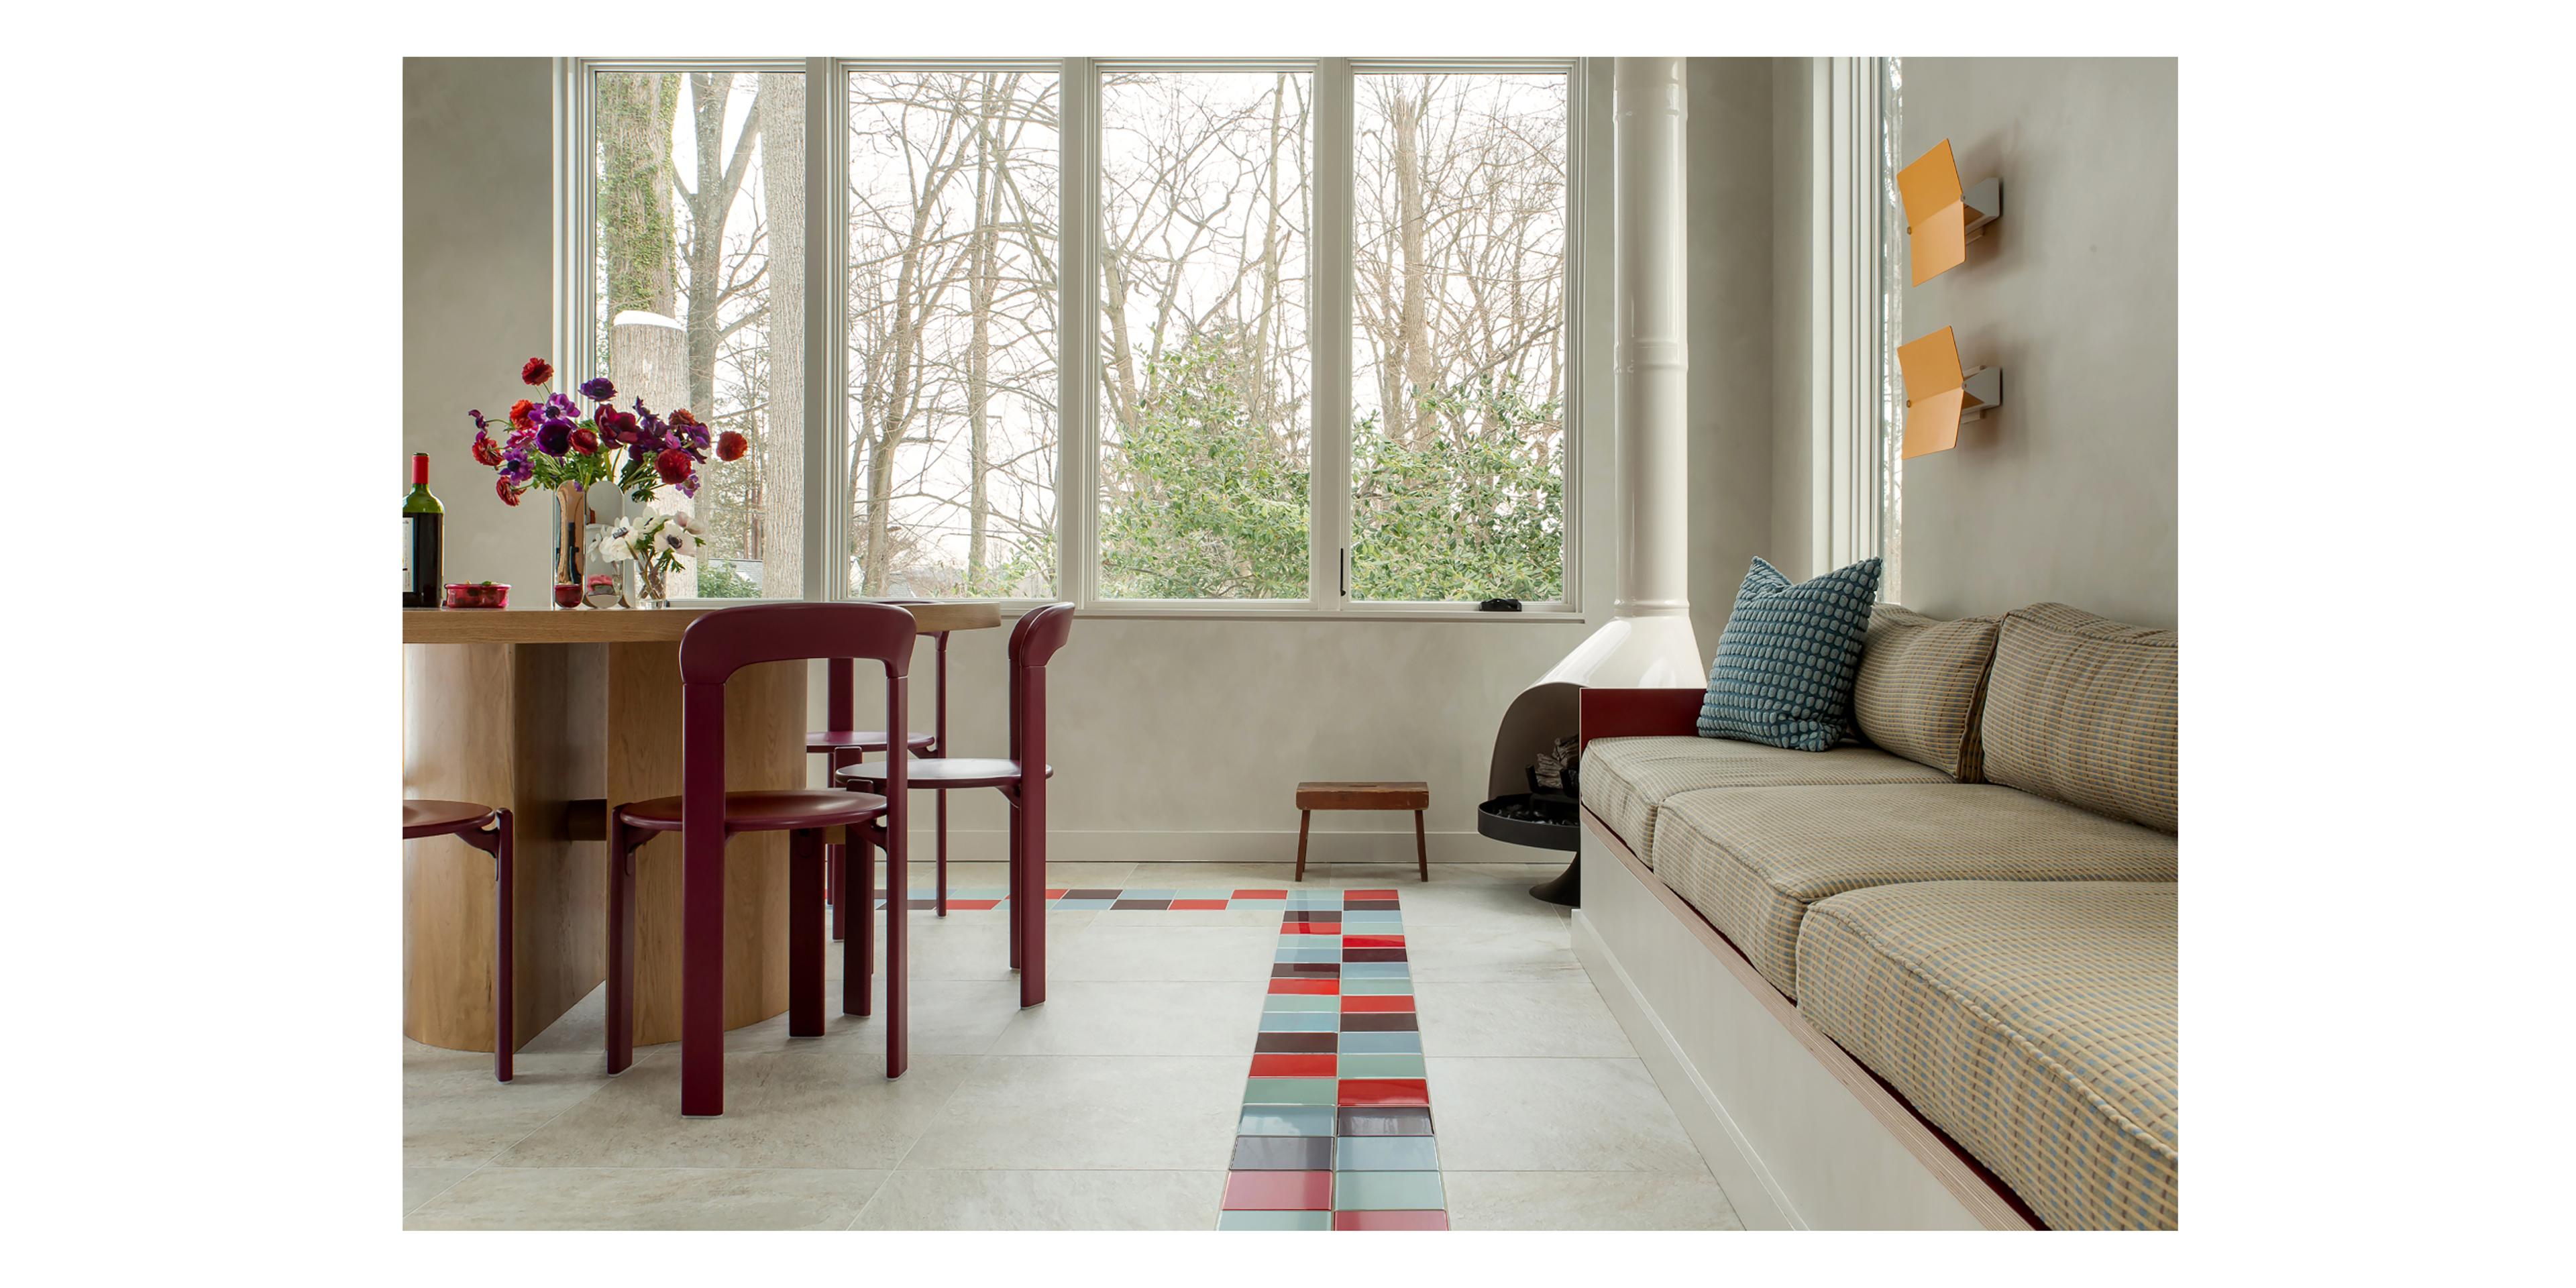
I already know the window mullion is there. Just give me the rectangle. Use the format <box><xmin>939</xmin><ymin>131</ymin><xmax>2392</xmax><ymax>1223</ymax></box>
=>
<box><xmin>1061</xmin><ymin>58</ymin><xmax>1100</xmax><ymax>610</ymax></box>
<box><xmin>805</xmin><ymin>56</ymin><xmax>840</xmax><ymax>602</ymax></box>
<box><xmin>1311</xmin><ymin>58</ymin><xmax>1354</xmax><ymax>612</ymax></box>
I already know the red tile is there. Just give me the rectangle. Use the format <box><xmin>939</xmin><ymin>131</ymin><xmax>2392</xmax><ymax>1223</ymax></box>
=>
<box><xmin>1344</xmin><ymin>888</ymin><xmax>1400</xmax><ymax>899</ymax></box>
<box><xmin>946</xmin><ymin>899</ymin><xmax>1001</xmax><ymax>911</ymax></box>
<box><xmin>1279</xmin><ymin>922</ymin><xmax>1342</xmax><ymax>936</ymax></box>
<box><xmin>1250</xmin><ymin>1054</ymin><xmax>1338</xmax><ymax>1077</ymax></box>
<box><xmin>1332</xmin><ymin>1210</ymin><xmax>1450</xmax><ymax>1230</ymax></box>
<box><xmin>1338</xmin><ymin>1078</ymin><xmax>1431</xmax><ymax>1107</ymax></box>
<box><xmin>1269</xmin><ymin>979</ymin><xmax>1339</xmax><ymax>996</ymax></box>
<box><xmin>1233</xmin><ymin>889</ymin><xmax>1288</xmax><ymax>900</ymax></box>
<box><xmin>1171</xmin><ymin>899</ymin><xmax>1228</xmax><ymax>910</ymax></box>
<box><xmin>1222</xmin><ymin>1171</ymin><xmax>1334</xmax><ymax>1211</ymax></box>
<box><xmin>1341</xmin><ymin>934</ymin><xmax>1405</xmax><ymax>949</ymax></box>
<box><xmin>1044</xmin><ymin>888</ymin><xmax>1069</xmax><ymax>898</ymax></box>
<box><xmin>1341</xmin><ymin>995</ymin><xmax>1415</xmax><ymax>1013</ymax></box>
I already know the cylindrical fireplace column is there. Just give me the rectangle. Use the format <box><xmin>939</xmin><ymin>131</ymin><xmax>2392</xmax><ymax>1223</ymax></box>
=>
<box><xmin>1612</xmin><ymin>57</ymin><xmax>1690</xmax><ymax>621</ymax></box>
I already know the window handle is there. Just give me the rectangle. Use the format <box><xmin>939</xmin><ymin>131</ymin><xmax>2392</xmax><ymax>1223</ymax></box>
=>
<box><xmin>1339</xmin><ymin>547</ymin><xmax>1348</xmax><ymax>598</ymax></box>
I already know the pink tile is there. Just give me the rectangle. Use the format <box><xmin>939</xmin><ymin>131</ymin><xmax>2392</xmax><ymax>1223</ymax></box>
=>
<box><xmin>1332</xmin><ymin>1210</ymin><xmax>1450</xmax><ymax>1230</ymax></box>
<box><xmin>1223</xmin><ymin>1170</ymin><xmax>1334</xmax><ymax>1210</ymax></box>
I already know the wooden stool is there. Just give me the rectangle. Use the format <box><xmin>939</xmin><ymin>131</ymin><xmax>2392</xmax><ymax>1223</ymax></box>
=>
<box><xmin>1293</xmin><ymin>782</ymin><xmax>1430</xmax><ymax>883</ymax></box>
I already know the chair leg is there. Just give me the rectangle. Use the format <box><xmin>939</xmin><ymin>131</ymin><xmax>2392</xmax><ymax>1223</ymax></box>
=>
<box><xmin>845</xmin><ymin>830</ymin><xmax>874</xmax><ymax>1017</ymax></box>
<box><xmin>489</xmin><ymin>810</ymin><xmax>515</xmax><ymax>1083</ymax></box>
<box><xmin>790</xmin><ymin>829</ymin><xmax>824</xmax><ymax>1037</ymax></box>
<box><xmin>935</xmin><ymin>792</ymin><xmax>949</xmax><ymax>916</ymax></box>
<box><xmin>883</xmin><ymin>821</ymin><xmax>908</xmax><ymax>1077</ymax></box>
<box><xmin>1019</xmin><ymin>785</ymin><xmax>1046</xmax><ymax>1009</ymax></box>
<box><xmin>828</xmin><ymin>839</ymin><xmax>847</xmax><ymax>942</ymax></box>
<box><xmin>1006</xmin><ymin>794</ymin><xmax>1024</xmax><ymax>970</ymax></box>
<box><xmin>1414</xmin><ymin>809</ymin><xmax>1429</xmax><ymax>883</ymax></box>
<box><xmin>606</xmin><ymin>816</ymin><xmax>637</xmax><ymax>1075</ymax></box>
<box><xmin>1295</xmin><ymin>810</ymin><xmax>1311</xmax><ymax>882</ymax></box>
<box><xmin>680</xmin><ymin>825</ymin><xmax>726</xmax><ymax>1116</ymax></box>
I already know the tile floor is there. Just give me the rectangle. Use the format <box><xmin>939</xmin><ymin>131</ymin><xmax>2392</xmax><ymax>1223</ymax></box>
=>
<box><xmin>402</xmin><ymin>861</ymin><xmax>1741</xmax><ymax>1230</ymax></box>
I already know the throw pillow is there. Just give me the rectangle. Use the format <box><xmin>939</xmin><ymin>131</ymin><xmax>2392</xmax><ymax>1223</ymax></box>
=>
<box><xmin>1697</xmin><ymin>556</ymin><xmax>1883</xmax><ymax>751</ymax></box>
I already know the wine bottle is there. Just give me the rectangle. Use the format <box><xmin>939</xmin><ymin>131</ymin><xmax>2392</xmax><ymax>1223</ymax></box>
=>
<box><xmin>403</xmin><ymin>453</ymin><xmax>445</xmax><ymax>608</ymax></box>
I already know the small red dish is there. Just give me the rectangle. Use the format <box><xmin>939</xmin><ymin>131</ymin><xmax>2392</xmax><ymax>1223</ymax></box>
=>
<box><xmin>551</xmin><ymin>583</ymin><xmax>582</xmax><ymax>608</ymax></box>
<box><xmin>443</xmin><ymin>582</ymin><xmax>510</xmax><ymax>610</ymax></box>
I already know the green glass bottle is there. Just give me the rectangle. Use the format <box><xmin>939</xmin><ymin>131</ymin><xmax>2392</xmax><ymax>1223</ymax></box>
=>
<box><xmin>403</xmin><ymin>453</ymin><xmax>445</xmax><ymax>608</ymax></box>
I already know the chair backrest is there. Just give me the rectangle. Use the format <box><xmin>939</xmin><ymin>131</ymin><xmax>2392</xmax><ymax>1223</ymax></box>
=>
<box><xmin>681</xmin><ymin>601</ymin><xmax>917</xmax><ymax>686</ymax></box>
<box><xmin>823</xmin><ymin>598</ymin><xmax>946</xmax><ymax>738</ymax></box>
<box><xmin>1007</xmin><ymin>603</ymin><xmax>1076</xmax><ymax>765</ymax></box>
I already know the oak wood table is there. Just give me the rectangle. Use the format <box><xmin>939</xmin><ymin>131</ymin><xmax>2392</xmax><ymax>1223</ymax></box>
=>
<box><xmin>401</xmin><ymin>601</ymin><xmax>1001</xmax><ymax>1055</ymax></box>
<box><xmin>1293</xmin><ymin>781</ymin><xmax>1431</xmax><ymax>883</ymax></box>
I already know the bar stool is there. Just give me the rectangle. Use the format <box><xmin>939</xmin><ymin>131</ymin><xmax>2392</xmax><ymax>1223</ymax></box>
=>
<box><xmin>608</xmin><ymin>602</ymin><xmax>917</xmax><ymax>1117</ymax></box>
<box><xmin>810</xmin><ymin>598</ymin><xmax>953</xmax><ymax>935</ymax></box>
<box><xmin>400</xmin><ymin>800</ymin><xmax>515</xmax><ymax>1082</ymax></box>
<box><xmin>839</xmin><ymin>602</ymin><xmax>1071</xmax><ymax>1008</ymax></box>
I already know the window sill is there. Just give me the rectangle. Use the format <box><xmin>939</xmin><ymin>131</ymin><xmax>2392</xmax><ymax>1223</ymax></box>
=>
<box><xmin>664</xmin><ymin>598</ymin><xmax>1588</xmax><ymax>624</ymax></box>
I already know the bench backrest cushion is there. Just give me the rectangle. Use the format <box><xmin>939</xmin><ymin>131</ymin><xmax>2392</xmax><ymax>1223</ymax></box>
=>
<box><xmin>1852</xmin><ymin>604</ymin><xmax>2002</xmax><ymax>780</ymax></box>
<box><xmin>1979</xmin><ymin>603</ymin><xmax>2178</xmax><ymax>833</ymax></box>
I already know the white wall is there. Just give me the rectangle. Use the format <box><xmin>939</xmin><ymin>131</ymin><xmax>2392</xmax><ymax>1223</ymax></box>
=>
<box><xmin>1896</xmin><ymin>58</ymin><xmax>2178</xmax><ymax>628</ymax></box>
<box><xmin>405</xmin><ymin>58</ymin><xmax>1625</xmax><ymax>865</ymax></box>
<box><xmin>1768</xmin><ymin>58</ymin><xmax>1818</xmax><ymax>582</ymax></box>
<box><xmin>1685</xmin><ymin>58</ymin><xmax>1774</xmax><ymax>662</ymax></box>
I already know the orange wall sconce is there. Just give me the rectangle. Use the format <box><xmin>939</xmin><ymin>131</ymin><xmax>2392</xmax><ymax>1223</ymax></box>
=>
<box><xmin>1898</xmin><ymin>140</ymin><xmax>2002</xmax><ymax>285</ymax></box>
<box><xmin>1897</xmin><ymin>326</ymin><xmax>2004</xmax><ymax>459</ymax></box>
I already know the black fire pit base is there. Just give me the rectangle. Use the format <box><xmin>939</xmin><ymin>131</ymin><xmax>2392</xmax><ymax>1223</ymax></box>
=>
<box><xmin>1529</xmin><ymin>853</ymin><xmax>1580</xmax><ymax>907</ymax></box>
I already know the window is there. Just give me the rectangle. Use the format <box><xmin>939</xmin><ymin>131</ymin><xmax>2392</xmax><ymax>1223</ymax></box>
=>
<box><xmin>568</xmin><ymin>58</ymin><xmax>1587</xmax><ymax>612</ymax></box>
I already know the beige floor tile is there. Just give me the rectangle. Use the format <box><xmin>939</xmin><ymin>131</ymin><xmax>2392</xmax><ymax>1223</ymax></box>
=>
<box><xmin>1444</xmin><ymin>1170</ymin><xmax>1741</xmax><ymax>1230</ymax></box>
<box><xmin>901</xmin><ymin>1056</ymin><xmax>1244</xmax><ymax>1170</ymax></box>
<box><xmin>922</xmin><ymin>861</ymin><xmax>1138</xmax><ymax>891</ymax></box>
<box><xmin>851</xmin><ymin>1169</ymin><xmax>1223</xmax><ymax>1230</ymax></box>
<box><xmin>987</xmin><ymin>981</ymin><xmax>1266</xmax><ymax>1056</ymax></box>
<box><xmin>1047</xmin><ymin>924</ymin><xmax>1281</xmax><ymax>983</ymax></box>
<box><xmin>406</xmin><ymin>1167</ymin><xmax>886</xmax><ymax>1230</ymax></box>
<box><xmin>1335</xmin><ymin>873</ymin><xmax>1575</xmax><ymax>927</ymax></box>
<box><xmin>1124</xmin><ymin>861</ymin><xmax>1301</xmax><ymax>885</ymax></box>
<box><xmin>706</xmin><ymin>977</ymin><xmax>1028</xmax><ymax>1057</ymax></box>
<box><xmin>403</xmin><ymin>1167</ymin><xmax>478</xmax><ymax>1216</ymax></box>
<box><xmin>1412</xmin><ymin>978</ymin><xmax>1635</xmax><ymax>1057</ymax></box>
<box><xmin>403</xmin><ymin>1042</ymin><xmax>614</xmax><ymax>1168</ymax></box>
<box><xmin>831</xmin><ymin>909</ymin><xmax>1097</xmax><ymax>983</ymax></box>
<box><xmin>491</xmin><ymin>1049</ymin><xmax>973</xmax><ymax>1170</ymax></box>
<box><xmin>1426</xmin><ymin>1057</ymin><xmax>1707</xmax><ymax>1173</ymax></box>
<box><xmin>1403</xmin><ymin>920</ymin><xmax>1582</xmax><ymax>981</ymax></box>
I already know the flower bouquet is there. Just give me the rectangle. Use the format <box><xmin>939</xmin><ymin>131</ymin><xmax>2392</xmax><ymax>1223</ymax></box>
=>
<box><xmin>467</xmin><ymin>357</ymin><xmax>730</xmax><ymax>594</ymax></box>
<box><xmin>597</xmin><ymin>512</ymin><xmax>704</xmax><ymax>607</ymax></box>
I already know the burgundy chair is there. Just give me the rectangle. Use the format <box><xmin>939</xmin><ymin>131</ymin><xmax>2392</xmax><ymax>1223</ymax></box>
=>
<box><xmin>608</xmin><ymin>602</ymin><xmax>916</xmax><ymax>1118</ymax></box>
<box><xmin>839</xmin><ymin>602</ymin><xmax>1072</xmax><ymax>1010</ymax></box>
<box><xmin>400</xmin><ymin>800</ymin><xmax>515</xmax><ymax>1082</ymax></box>
<box><xmin>811</xmin><ymin>598</ymin><xmax>953</xmax><ymax>936</ymax></box>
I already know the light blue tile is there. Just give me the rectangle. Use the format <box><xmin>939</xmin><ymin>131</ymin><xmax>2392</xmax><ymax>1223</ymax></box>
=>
<box><xmin>1339</xmin><ymin>963</ymin><xmax>1411</xmax><ymax>980</ymax></box>
<box><xmin>1258</xmin><ymin>1012</ymin><xmax>1340</xmax><ymax>1033</ymax></box>
<box><xmin>1122</xmin><ymin>889</ymin><xmax>1176</xmax><ymax>898</ymax></box>
<box><xmin>1173</xmin><ymin>890</ymin><xmax>1232</xmax><ymax>900</ymax></box>
<box><xmin>1332</xmin><ymin>1171</ymin><xmax>1446</xmax><ymax>1211</ymax></box>
<box><xmin>1338</xmin><ymin>1032</ymin><xmax>1422</xmax><ymax>1055</ymax></box>
<box><xmin>1338</xmin><ymin>978</ymin><xmax>1413</xmax><ymax>995</ymax></box>
<box><xmin>1274</xmin><ymin>947</ymin><xmax>1341</xmax><ymax>963</ymax></box>
<box><xmin>1263</xmin><ymin>994</ymin><xmax>1340</xmax><ymax>1013</ymax></box>
<box><xmin>1335</xmin><ymin>1136</ymin><xmax>1440</xmax><ymax>1171</ymax></box>
<box><xmin>1238</xmin><ymin>1106</ymin><xmax>1337</xmax><ymax>1136</ymax></box>
<box><xmin>1243</xmin><ymin>1077</ymin><xmax>1337</xmax><ymax>1106</ymax></box>
<box><xmin>1219</xmin><ymin>1210</ymin><xmax>1330</xmax><ymax>1230</ymax></box>
<box><xmin>1337</xmin><ymin>1053</ymin><xmax>1426</xmax><ymax>1078</ymax></box>
<box><xmin>1340</xmin><ymin>912</ymin><xmax>1403</xmax><ymax>926</ymax></box>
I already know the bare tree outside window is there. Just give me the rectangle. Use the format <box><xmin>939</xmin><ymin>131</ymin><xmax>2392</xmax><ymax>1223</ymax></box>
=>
<box><xmin>1350</xmin><ymin>70</ymin><xmax>1568</xmax><ymax>602</ymax></box>
<box><xmin>593</xmin><ymin>70</ymin><xmax>804</xmax><ymax>600</ymax></box>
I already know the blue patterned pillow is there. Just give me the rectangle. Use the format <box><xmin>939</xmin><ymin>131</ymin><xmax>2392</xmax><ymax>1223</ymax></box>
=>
<box><xmin>1697</xmin><ymin>556</ymin><xmax>1884</xmax><ymax>751</ymax></box>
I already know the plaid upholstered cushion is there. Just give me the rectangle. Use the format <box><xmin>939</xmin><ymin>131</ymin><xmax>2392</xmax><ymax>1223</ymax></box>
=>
<box><xmin>1795</xmin><ymin>880</ymin><xmax>2180</xmax><ymax>1230</ymax></box>
<box><xmin>1980</xmin><ymin>604</ymin><xmax>2178</xmax><ymax>833</ymax></box>
<box><xmin>1854</xmin><ymin>604</ymin><xmax>2000</xmax><ymax>780</ymax></box>
<box><xmin>1582</xmin><ymin>736</ymin><xmax>1951</xmax><ymax>865</ymax></box>
<box><xmin>1697</xmin><ymin>557</ymin><xmax>1883</xmax><ymax>751</ymax></box>
<box><xmin>1654</xmin><ymin>783</ymin><xmax>2178</xmax><ymax>996</ymax></box>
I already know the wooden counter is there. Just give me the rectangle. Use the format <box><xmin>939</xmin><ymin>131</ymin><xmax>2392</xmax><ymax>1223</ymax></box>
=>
<box><xmin>401</xmin><ymin>602</ymin><xmax>1002</xmax><ymax>1055</ymax></box>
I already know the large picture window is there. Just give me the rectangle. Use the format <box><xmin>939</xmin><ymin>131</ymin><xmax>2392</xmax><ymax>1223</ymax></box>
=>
<box><xmin>571</xmin><ymin>58</ymin><xmax>1585</xmax><ymax>612</ymax></box>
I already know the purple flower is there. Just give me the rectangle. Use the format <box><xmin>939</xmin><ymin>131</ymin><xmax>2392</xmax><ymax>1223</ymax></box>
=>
<box><xmin>535</xmin><ymin>417</ymin><xmax>575</xmax><ymax>456</ymax></box>
<box><xmin>500</xmin><ymin>450</ymin><xmax>534</xmax><ymax>484</ymax></box>
<box><xmin>580</xmin><ymin>377</ymin><xmax>617</xmax><ymax>402</ymax></box>
<box><xmin>468</xmin><ymin>409</ymin><xmax>492</xmax><ymax>431</ymax></box>
<box><xmin>680</xmin><ymin>472</ymin><xmax>701</xmax><ymax>499</ymax></box>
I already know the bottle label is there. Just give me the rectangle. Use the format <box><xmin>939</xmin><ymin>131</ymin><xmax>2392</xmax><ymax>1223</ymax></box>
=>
<box><xmin>403</xmin><ymin>515</ymin><xmax>414</xmax><ymax>591</ymax></box>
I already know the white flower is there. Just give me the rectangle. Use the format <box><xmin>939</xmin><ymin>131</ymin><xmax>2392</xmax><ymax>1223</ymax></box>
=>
<box><xmin>597</xmin><ymin>518</ymin><xmax>640</xmax><ymax>563</ymax></box>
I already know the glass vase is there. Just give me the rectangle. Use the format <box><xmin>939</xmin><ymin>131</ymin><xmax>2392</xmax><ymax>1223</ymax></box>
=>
<box><xmin>635</xmin><ymin>560</ymin><xmax>671</xmax><ymax>608</ymax></box>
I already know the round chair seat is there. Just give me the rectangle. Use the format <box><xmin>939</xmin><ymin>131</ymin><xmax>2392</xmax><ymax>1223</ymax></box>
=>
<box><xmin>403</xmin><ymin>798</ymin><xmax>498</xmax><ymax>839</ymax></box>
<box><xmin>618</xmin><ymin>789</ymin><xmax>891</xmax><ymax>834</ymax></box>
<box><xmin>835</xmin><ymin>758</ymin><xmax>1051</xmax><ymax>791</ymax></box>
<box><xmin>806</xmin><ymin>729</ymin><xmax>938</xmax><ymax>755</ymax></box>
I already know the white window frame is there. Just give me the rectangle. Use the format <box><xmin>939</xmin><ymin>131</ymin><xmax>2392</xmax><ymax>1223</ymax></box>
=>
<box><xmin>560</xmin><ymin>56</ymin><xmax>1597</xmax><ymax>619</ymax></box>
<box><xmin>1811</xmin><ymin>55</ymin><xmax>1894</xmax><ymax>578</ymax></box>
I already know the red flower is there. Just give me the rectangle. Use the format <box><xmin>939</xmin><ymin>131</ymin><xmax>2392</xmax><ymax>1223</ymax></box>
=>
<box><xmin>496</xmin><ymin>478</ymin><xmax>523</xmax><ymax>506</ymax></box>
<box><xmin>508</xmin><ymin>398</ymin><xmax>537</xmax><ymax>430</ymax></box>
<box><xmin>654</xmin><ymin>448</ymin><xmax>694</xmax><ymax>486</ymax></box>
<box><xmin>668</xmin><ymin>408</ymin><xmax>701</xmax><ymax>429</ymax></box>
<box><xmin>716</xmin><ymin>431</ymin><xmax>747</xmax><ymax>462</ymax></box>
<box><xmin>570</xmin><ymin>427</ymin><xmax>600</xmax><ymax>454</ymax></box>
<box><xmin>471</xmin><ymin>432</ymin><xmax>504</xmax><ymax>468</ymax></box>
<box><xmin>521</xmin><ymin>358</ymin><xmax>553</xmax><ymax>386</ymax></box>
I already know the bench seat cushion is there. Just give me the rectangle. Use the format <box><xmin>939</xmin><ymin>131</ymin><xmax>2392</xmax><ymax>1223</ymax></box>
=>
<box><xmin>1583</xmin><ymin>735</ymin><xmax>1951</xmax><ymax>864</ymax></box>
<box><xmin>1794</xmin><ymin>879</ymin><xmax>2180</xmax><ymax>1230</ymax></box>
<box><xmin>1653</xmin><ymin>783</ymin><xmax>2177</xmax><ymax>996</ymax></box>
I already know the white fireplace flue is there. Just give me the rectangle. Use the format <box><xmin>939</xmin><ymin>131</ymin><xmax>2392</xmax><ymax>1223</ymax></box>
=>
<box><xmin>1481</xmin><ymin>59</ymin><xmax>1705</xmax><ymax>867</ymax></box>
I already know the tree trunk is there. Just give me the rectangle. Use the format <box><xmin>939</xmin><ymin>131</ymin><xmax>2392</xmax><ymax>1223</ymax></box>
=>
<box><xmin>966</xmin><ymin>76</ymin><xmax>998</xmax><ymax>591</ymax></box>
<box><xmin>757</xmin><ymin>72</ymin><xmax>806</xmax><ymax>600</ymax></box>
<box><xmin>1393</xmin><ymin>89</ymin><xmax>1434</xmax><ymax>448</ymax></box>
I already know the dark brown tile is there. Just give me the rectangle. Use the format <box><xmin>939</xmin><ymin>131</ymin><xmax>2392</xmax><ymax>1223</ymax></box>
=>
<box><xmin>1282</xmin><ymin>911</ymin><xmax>1342</xmax><ymax>924</ymax></box>
<box><xmin>1062</xmin><ymin>889</ymin><xmax>1124</xmax><ymax>900</ymax></box>
<box><xmin>1341</xmin><ymin>948</ymin><xmax>1408</xmax><ymax>963</ymax></box>
<box><xmin>1254</xmin><ymin>1032</ymin><xmax>1339</xmax><ymax>1054</ymax></box>
<box><xmin>1111</xmin><ymin>899</ymin><xmax>1171</xmax><ymax>910</ymax></box>
<box><xmin>1336</xmin><ymin>1107</ymin><xmax>1434</xmax><ymax>1136</ymax></box>
<box><xmin>1271</xmin><ymin>963</ymin><xmax>1342</xmax><ymax>978</ymax></box>
<box><xmin>1340</xmin><ymin>1013</ymin><xmax>1419</xmax><ymax>1032</ymax></box>
<box><xmin>1230</xmin><ymin>1135</ymin><xmax>1336</xmax><ymax>1170</ymax></box>
<box><xmin>1345</xmin><ymin>900</ymin><xmax>1401</xmax><ymax>911</ymax></box>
